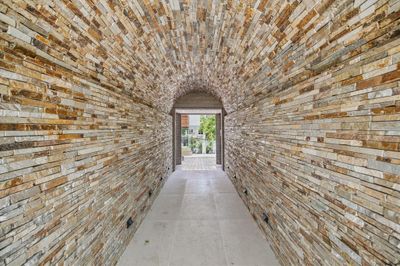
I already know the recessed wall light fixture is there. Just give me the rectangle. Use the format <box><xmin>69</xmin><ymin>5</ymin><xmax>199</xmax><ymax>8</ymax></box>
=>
<box><xmin>127</xmin><ymin>217</ymin><xmax>134</xmax><ymax>228</ymax></box>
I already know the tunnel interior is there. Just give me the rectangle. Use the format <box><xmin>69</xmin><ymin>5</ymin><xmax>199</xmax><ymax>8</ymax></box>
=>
<box><xmin>0</xmin><ymin>1</ymin><xmax>400</xmax><ymax>265</ymax></box>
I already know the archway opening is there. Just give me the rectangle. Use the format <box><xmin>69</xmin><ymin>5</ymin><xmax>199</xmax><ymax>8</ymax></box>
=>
<box><xmin>171</xmin><ymin>92</ymin><xmax>225</xmax><ymax>171</ymax></box>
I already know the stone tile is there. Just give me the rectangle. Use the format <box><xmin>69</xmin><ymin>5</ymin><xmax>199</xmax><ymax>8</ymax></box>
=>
<box><xmin>169</xmin><ymin>220</ymin><xmax>227</xmax><ymax>266</ymax></box>
<box><xmin>146</xmin><ymin>195</ymin><xmax>183</xmax><ymax>220</ymax></box>
<box><xmin>211</xmin><ymin>178</ymin><xmax>237</xmax><ymax>193</ymax></box>
<box><xmin>214</xmin><ymin>193</ymin><xmax>252</xmax><ymax>220</ymax></box>
<box><xmin>119</xmin><ymin>169</ymin><xmax>279</xmax><ymax>265</ymax></box>
<box><xmin>184</xmin><ymin>178</ymin><xmax>212</xmax><ymax>194</ymax></box>
<box><xmin>117</xmin><ymin>220</ymin><xmax>176</xmax><ymax>266</ymax></box>
<box><xmin>179</xmin><ymin>194</ymin><xmax>218</xmax><ymax>220</ymax></box>
<box><xmin>219</xmin><ymin>219</ymin><xmax>280</xmax><ymax>266</ymax></box>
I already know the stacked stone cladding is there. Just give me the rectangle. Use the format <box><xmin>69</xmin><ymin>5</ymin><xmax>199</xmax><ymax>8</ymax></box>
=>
<box><xmin>0</xmin><ymin>2</ymin><xmax>172</xmax><ymax>265</ymax></box>
<box><xmin>225</xmin><ymin>0</ymin><xmax>400</xmax><ymax>264</ymax></box>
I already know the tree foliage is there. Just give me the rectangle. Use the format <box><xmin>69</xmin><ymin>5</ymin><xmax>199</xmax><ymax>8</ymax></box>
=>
<box><xmin>199</xmin><ymin>115</ymin><xmax>216</xmax><ymax>142</ymax></box>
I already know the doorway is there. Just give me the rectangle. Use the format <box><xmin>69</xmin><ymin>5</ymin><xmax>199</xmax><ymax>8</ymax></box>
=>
<box><xmin>181</xmin><ymin>114</ymin><xmax>217</xmax><ymax>170</ymax></box>
<box><xmin>171</xmin><ymin>92</ymin><xmax>225</xmax><ymax>171</ymax></box>
<box><xmin>172</xmin><ymin>108</ymin><xmax>224</xmax><ymax>171</ymax></box>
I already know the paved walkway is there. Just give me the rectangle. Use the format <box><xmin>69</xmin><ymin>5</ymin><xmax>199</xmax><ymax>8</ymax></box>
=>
<box><xmin>118</xmin><ymin>169</ymin><xmax>279</xmax><ymax>266</ymax></box>
<box><xmin>181</xmin><ymin>154</ymin><xmax>217</xmax><ymax>170</ymax></box>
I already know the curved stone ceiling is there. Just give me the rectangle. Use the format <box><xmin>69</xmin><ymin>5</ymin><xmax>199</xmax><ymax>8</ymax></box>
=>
<box><xmin>10</xmin><ymin>0</ymin><xmax>353</xmax><ymax>113</ymax></box>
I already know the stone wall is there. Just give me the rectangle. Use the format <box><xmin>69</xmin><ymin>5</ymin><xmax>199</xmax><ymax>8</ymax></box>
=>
<box><xmin>224</xmin><ymin>0</ymin><xmax>400</xmax><ymax>265</ymax></box>
<box><xmin>0</xmin><ymin>3</ymin><xmax>172</xmax><ymax>266</ymax></box>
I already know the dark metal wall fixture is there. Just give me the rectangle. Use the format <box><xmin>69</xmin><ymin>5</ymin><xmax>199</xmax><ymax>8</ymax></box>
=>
<box><xmin>262</xmin><ymin>212</ymin><xmax>269</xmax><ymax>225</ymax></box>
<box><xmin>126</xmin><ymin>218</ymin><xmax>134</xmax><ymax>229</ymax></box>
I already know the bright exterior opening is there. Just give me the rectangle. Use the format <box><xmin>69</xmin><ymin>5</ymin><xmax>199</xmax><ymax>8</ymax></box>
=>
<box><xmin>181</xmin><ymin>114</ymin><xmax>216</xmax><ymax>170</ymax></box>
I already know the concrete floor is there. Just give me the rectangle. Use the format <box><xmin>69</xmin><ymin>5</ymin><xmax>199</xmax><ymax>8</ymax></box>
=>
<box><xmin>118</xmin><ymin>168</ymin><xmax>279</xmax><ymax>266</ymax></box>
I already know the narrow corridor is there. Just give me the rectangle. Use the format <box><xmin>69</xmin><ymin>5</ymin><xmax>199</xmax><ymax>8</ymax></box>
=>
<box><xmin>118</xmin><ymin>169</ymin><xmax>279</xmax><ymax>266</ymax></box>
<box><xmin>2</xmin><ymin>1</ymin><xmax>399</xmax><ymax>265</ymax></box>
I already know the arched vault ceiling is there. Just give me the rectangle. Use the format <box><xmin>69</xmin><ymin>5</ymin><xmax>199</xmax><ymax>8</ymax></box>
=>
<box><xmin>12</xmin><ymin>0</ymin><xmax>359</xmax><ymax>112</ymax></box>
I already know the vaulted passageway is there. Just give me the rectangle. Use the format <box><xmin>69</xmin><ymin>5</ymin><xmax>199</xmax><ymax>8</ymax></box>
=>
<box><xmin>1</xmin><ymin>1</ymin><xmax>400</xmax><ymax>266</ymax></box>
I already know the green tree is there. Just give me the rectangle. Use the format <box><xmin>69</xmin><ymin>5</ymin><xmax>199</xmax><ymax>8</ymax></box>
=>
<box><xmin>199</xmin><ymin>115</ymin><xmax>216</xmax><ymax>142</ymax></box>
<box><xmin>189</xmin><ymin>137</ymin><xmax>202</xmax><ymax>154</ymax></box>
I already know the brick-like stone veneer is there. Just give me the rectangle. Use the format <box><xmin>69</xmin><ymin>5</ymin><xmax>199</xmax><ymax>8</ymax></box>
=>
<box><xmin>0</xmin><ymin>3</ymin><xmax>172</xmax><ymax>266</ymax></box>
<box><xmin>224</xmin><ymin>1</ymin><xmax>400</xmax><ymax>265</ymax></box>
<box><xmin>0</xmin><ymin>70</ymin><xmax>172</xmax><ymax>265</ymax></box>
